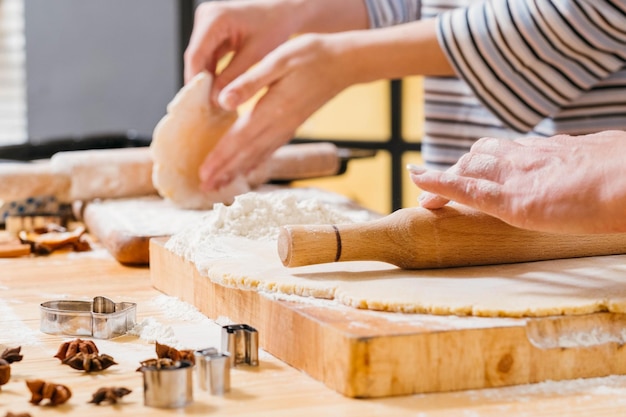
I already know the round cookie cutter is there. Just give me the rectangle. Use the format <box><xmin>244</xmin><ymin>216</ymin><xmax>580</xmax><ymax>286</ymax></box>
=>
<box><xmin>141</xmin><ymin>360</ymin><xmax>194</xmax><ymax>408</ymax></box>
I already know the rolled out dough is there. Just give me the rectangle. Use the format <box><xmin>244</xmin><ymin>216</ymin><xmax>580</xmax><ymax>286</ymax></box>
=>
<box><xmin>166</xmin><ymin>190</ymin><xmax>626</xmax><ymax>318</ymax></box>
<box><xmin>150</xmin><ymin>71</ymin><xmax>251</xmax><ymax>209</ymax></box>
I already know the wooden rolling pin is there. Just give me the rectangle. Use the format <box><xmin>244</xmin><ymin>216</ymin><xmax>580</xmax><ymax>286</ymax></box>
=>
<box><xmin>0</xmin><ymin>143</ymin><xmax>341</xmax><ymax>203</ymax></box>
<box><xmin>278</xmin><ymin>204</ymin><xmax>626</xmax><ymax>269</ymax></box>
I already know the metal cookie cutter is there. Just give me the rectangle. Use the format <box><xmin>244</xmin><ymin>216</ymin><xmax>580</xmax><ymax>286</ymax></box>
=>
<box><xmin>194</xmin><ymin>347</ymin><xmax>231</xmax><ymax>395</ymax></box>
<box><xmin>40</xmin><ymin>296</ymin><xmax>136</xmax><ymax>339</ymax></box>
<box><xmin>141</xmin><ymin>360</ymin><xmax>193</xmax><ymax>408</ymax></box>
<box><xmin>221</xmin><ymin>324</ymin><xmax>259</xmax><ymax>367</ymax></box>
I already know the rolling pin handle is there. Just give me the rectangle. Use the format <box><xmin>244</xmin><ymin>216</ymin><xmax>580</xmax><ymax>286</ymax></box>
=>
<box><xmin>277</xmin><ymin>227</ymin><xmax>292</xmax><ymax>266</ymax></box>
<box><xmin>278</xmin><ymin>225</ymin><xmax>341</xmax><ymax>267</ymax></box>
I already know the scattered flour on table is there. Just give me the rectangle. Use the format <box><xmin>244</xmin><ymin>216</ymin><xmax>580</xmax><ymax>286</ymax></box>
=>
<box><xmin>66</xmin><ymin>247</ymin><xmax>114</xmax><ymax>260</ymax></box>
<box><xmin>149</xmin><ymin>294</ymin><xmax>209</xmax><ymax>323</ymax></box>
<box><xmin>129</xmin><ymin>317</ymin><xmax>178</xmax><ymax>346</ymax></box>
<box><xmin>129</xmin><ymin>295</ymin><xmax>223</xmax><ymax>350</ymax></box>
<box><xmin>463</xmin><ymin>375</ymin><xmax>626</xmax><ymax>403</ymax></box>
<box><xmin>0</xmin><ymin>299</ymin><xmax>40</xmax><ymax>346</ymax></box>
<box><xmin>166</xmin><ymin>189</ymin><xmax>376</xmax><ymax>263</ymax></box>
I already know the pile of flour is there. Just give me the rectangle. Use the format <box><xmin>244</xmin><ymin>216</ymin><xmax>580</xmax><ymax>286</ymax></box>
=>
<box><xmin>166</xmin><ymin>188</ymin><xmax>376</xmax><ymax>263</ymax></box>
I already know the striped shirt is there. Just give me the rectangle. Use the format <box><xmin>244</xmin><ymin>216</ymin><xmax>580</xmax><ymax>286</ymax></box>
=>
<box><xmin>364</xmin><ymin>0</ymin><xmax>626</xmax><ymax>169</ymax></box>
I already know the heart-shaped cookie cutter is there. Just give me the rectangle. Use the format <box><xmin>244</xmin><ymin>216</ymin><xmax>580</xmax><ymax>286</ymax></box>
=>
<box><xmin>40</xmin><ymin>296</ymin><xmax>136</xmax><ymax>339</ymax></box>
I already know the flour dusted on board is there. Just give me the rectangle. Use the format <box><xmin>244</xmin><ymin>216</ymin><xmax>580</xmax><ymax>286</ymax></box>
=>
<box><xmin>209</xmin><ymin>191</ymin><xmax>361</xmax><ymax>239</ymax></box>
<box><xmin>165</xmin><ymin>189</ymin><xmax>376</xmax><ymax>262</ymax></box>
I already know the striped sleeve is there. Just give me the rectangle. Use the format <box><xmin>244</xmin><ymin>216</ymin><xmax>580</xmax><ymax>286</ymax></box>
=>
<box><xmin>437</xmin><ymin>0</ymin><xmax>626</xmax><ymax>132</ymax></box>
<box><xmin>364</xmin><ymin>0</ymin><xmax>421</xmax><ymax>28</ymax></box>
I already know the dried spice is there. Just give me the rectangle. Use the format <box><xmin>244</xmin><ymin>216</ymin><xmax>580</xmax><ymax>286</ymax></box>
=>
<box><xmin>5</xmin><ymin>412</ymin><xmax>33</xmax><ymax>417</ymax></box>
<box><xmin>33</xmin><ymin>223</ymin><xmax>67</xmax><ymax>234</ymax></box>
<box><xmin>137</xmin><ymin>357</ymin><xmax>178</xmax><ymax>371</ymax></box>
<box><xmin>156</xmin><ymin>342</ymin><xmax>195</xmax><ymax>365</ymax></box>
<box><xmin>54</xmin><ymin>338</ymin><xmax>98</xmax><ymax>361</ymax></box>
<box><xmin>0</xmin><ymin>359</ymin><xmax>10</xmax><ymax>387</ymax></box>
<box><xmin>88</xmin><ymin>386</ymin><xmax>132</xmax><ymax>405</ymax></box>
<box><xmin>0</xmin><ymin>347</ymin><xmax>21</xmax><ymax>388</ymax></box>
<box><xmin>1</xmin><ymin>346</ymin><xmax>23</xmax><ymax>364</ymax></box>
<box><xmin>26</xmin><ymin>379</ymin><xmax>72</xmax><ymax>406</ymax></box>
<box><xmin>62</xmin><ymin>352</ymin><xmax>117</xmax><ymax>372</ymax></box>
<box><xmin>19</xmin><ymin>225</ymin><xmax>90</xmax><ymax>255</ymax></box>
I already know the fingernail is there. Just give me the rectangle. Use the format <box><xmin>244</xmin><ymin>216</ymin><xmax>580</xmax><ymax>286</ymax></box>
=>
<box><xmin>406</xmin><ymin>164</ymin><xmax>426</xmax><ymax>175</ymax></box>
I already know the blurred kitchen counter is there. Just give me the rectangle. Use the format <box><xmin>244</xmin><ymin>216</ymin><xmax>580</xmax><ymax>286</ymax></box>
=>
<box><xmin>2</xmin><ymin>245</ymin><xmax>626</xmax><ymax>416</ymax></box>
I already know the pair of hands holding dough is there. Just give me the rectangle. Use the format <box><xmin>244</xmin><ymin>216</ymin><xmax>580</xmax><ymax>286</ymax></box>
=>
<box><xmin>408</xmin><ymin>131</ymin><xmax>626</xmax><ymax>235</ymax></box>
<box><xmin>183</xmin><ymin>0</ymin><xmax>451</xmax><ymax>192</ymax></box>
<box><xmin>184</xmin><ymin>0</ymin><xmax>364</xmax><ymax>192</ymax></box>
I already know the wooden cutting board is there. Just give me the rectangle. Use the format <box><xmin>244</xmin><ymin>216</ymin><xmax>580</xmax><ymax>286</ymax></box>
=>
<box><xmin>149</xmin><ymin>238</ymin><xmax>626</xmax><ymax>398</ymax></box>
<box><xmin>82</xmin><ymin>196</ymin><xmax>208</xmax><ymax>264</ymax></box>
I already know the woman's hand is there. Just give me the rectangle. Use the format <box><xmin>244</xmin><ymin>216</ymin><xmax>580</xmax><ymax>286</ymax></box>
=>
<box><xmin>184</xmin><ymin>0</ymin><xmax>300</xmax><ymax>104</ymax></box>
<box><xmin>194</xmin><ymin>14</ymin><xmax>453</xmax><ymax>191</ymax></box>
<box><xmin>198</xmin><ymin>33</ymin><xmax>358</xmax><ymax>191</ymax></box>
<box><xmin>184</xmin><ymin>0</ymin><xmax>369</xmax><ymax>104</ymax></box>
<box><xmin>409</xmin><ymin>131</ymin><xmax>626</xmax><ymax>234</ymax></box>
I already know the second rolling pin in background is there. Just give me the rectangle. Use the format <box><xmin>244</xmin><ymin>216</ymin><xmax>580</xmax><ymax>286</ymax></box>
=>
<box><xmin>277</xmin><ymin>204</ymin><xmax>626</xmax><ymax>269</ymax></box>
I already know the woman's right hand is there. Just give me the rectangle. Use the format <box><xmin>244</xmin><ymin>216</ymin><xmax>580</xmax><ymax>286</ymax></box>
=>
<box><xmin>410</xmin><ymin>131</ymin><xmax>626</xmax><ymax>234</ymax></box>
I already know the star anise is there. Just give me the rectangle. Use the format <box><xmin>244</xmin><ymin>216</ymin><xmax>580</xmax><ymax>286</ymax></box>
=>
<box><xmin>155</xmin><ymin>342</ymin><xmax>195</xmax><ymax>365</ymax></box>
<box><xmin>62</xmin><ymin>352</ymin><xmax>117</xmax><ymax>372</ymax></box>
<box><xmin>25</xmin><ymin>379</ymin><xmax>72</xmax><ymax>406</ymax></box>
<box><xmin>0</xmin><ymin>359</ymin><xmax>10</xmax><ymax>387</ymax></box>
<box><xmin>88</xmin><ymin>386</ymin><xmax>132</xmax><ymax>405</ymax></box>
<box><xmin>1</xmin><ymin>346</ymin><xmax>23</xmax><ymax>364</ymax></box>
<box><xmin>137</xmin><ymin>357</ymin><xmax>178</xmax><ymax>371</ymax></box>
<box><xmin>54</xmin><ymin>338</ymin><xmax>98</xmax><ymax>361</ymax></box>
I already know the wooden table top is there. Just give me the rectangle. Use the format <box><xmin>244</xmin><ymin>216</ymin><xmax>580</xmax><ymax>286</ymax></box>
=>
<box><xmin>3</xmin><ymin>245</ymin><xmax>626</xmax><ymax>416</ymax></box>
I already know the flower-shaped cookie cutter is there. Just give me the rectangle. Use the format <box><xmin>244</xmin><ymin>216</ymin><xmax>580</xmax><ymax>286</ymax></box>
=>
<box><xmin>40</xmin><ymin>296</ymin><xmax>136</xmax><ymax>339</ymax></box>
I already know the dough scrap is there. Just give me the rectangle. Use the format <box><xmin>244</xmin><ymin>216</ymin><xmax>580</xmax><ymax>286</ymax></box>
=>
<box><xmin>151</xmin><ymin>71</ymin><xmax>250</xmax><ymax>209</ymax></box>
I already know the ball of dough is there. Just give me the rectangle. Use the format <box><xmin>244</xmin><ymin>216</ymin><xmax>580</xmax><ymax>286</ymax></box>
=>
<box><xmin>151</xmin><ymin>71</ymin><xmax>250</xmax><ymax>209</ymax></box>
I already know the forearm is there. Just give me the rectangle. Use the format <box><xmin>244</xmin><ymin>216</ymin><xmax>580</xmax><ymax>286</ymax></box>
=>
<box><xmin>285</xmin><ymin>0</ymin><xmax>369</xmax><ymax>33</ymax></box>
<box><xmin>339</xmin><ymin>18</ymin><xmax>455</xmax><ymax>82</ymax></box>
